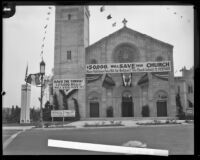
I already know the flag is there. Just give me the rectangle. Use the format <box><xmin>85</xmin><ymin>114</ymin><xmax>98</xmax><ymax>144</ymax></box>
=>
<box><xmin>107</xmin><ymin>14</ymin><xmax>112</xmax><ymax>19</ymax></box>
<box><xmin>100</xmin><ymin>6</ymin><xmax>105</xmax><ymax>12</ymax></box>
<box><xmin>112</xmin><ymin>22</ymin><xmax>116</xmax><ymax>27</ymax></box>
<box><xmin>25</xmin><ymin>64</ymin><xmax>28</xmax><ymax>82</ymax></box>
<box><xmin>47</xmin><ymin>12</ymin><xmax>50</xmax><ymax>15</ymax></box>
<box><xmin>152</xmin><ymin>72</ymin><xmax>169</xmax><ymax>81</ymax></box>
<box><xmin>102</xmin><ymin>74</ymin><xmax>115</xmax><ymax>88</ymax></box>
<box><xmin>48</xmin><ymin>6</ymin><xmax>52</xmax><ymax>9</ymax></box>
<box><xmin>43</xmin><ymin>37</ymin><xmax>45</xmax><ymax>41</ymax></box>
<box><xmin>44</xmin><ymin>25</ymin><xmax>48</xmax><ymax>29</ymax></box>
<box><xmin>122</xmin><ymin>73</ymin><xmax>132</xmax><ymax>87</ymax></box>
<box><xmin>26</xmin><ymin>73</ymin><xmax>41</xmax><ymax>86</ymax></box>
<box><xmin>41</xmin><ymin>44</ymin><xmax>44</xmax><ymax>48</ymax></box>
<box><xmin>46</xmin><ymin>17</ymin><xmax>49</xmax><ymax>20</ymax></box>
<box><xmin>138</xmin><ymin>73</ymin><xmax>149</xmax><ymax>86</ymax></box>
<box><xmin>86</xmin><ymin>74</ymin><xmax>103</xmax><ymax>84</ymax></box>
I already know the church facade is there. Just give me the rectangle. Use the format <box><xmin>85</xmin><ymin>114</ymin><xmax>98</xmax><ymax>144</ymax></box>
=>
<box><xmin>52</xmin><ymin>6</ymin><xmax>177</xmax><ymax>119</ymax></box>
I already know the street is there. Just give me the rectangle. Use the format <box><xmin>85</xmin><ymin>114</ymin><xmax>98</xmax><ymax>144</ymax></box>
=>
<box><xmin>3</xmin><ymin>124</ymin><xmax>193</xmax><ymax>155</ymax></box>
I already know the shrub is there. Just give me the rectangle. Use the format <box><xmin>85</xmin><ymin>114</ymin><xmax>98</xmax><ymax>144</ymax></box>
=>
<box><xmin>141</xmin><ymin>105</ymin><xmax>150</xmax><ymax>117</ymax></box>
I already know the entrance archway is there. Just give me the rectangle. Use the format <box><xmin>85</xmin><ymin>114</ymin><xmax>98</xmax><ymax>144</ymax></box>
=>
<box><xmin>154</xmin><ymin>90</ymin><xmax>168</xmax><ymax>117</ymax></box>
<box><xmin>88</xmin><ymin>92</ymin><xmax>100</xmax><ymax>118</ymax></box>
<box><xmin>121</xmin><ymin>91</ymin><xmax>133</xmax><ymax>117</ymax></box>
<box><xmin>90</xmin><ymin>102</ymin><xmax>99</xmax><ymax>117</ymax></box>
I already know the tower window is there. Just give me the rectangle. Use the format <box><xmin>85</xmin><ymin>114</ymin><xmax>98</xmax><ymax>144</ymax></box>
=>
<box><xmin>68</xmin><ymin>14</ymin><xmax>71</xmax><ymax>20</ymax></box>
<box><xmin>67</xmin><ymin>50</ymin><xmax>71</xmax><ymax>60</ymax></box>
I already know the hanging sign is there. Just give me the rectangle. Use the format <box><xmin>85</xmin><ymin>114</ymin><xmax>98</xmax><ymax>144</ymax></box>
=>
<box><xmin>53</xmin><ymin>79</ymin><xmax>85</xmax><ymax>89</ymax></box>
<box><xmin>86</xmin><ymin>61</ymin><xmax>171</xmax><ymax>74</ymax></box>
<box><xmin>51</xmin><ymin>110</ymin><xmax>75</xmax><ymax>117</ymax></box>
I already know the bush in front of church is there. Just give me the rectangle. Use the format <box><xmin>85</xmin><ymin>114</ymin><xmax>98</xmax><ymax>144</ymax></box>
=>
<box><xmin>141</xmin><ymin>105</ymin><xmax>150</xmax><ymax>117</ymax></box>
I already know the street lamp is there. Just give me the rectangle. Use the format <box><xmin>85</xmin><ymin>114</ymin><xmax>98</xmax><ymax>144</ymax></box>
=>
<box><xmin>40</xmin><ymin>59</ymin><xmax>45</xmax><ymax>127</ymax></box>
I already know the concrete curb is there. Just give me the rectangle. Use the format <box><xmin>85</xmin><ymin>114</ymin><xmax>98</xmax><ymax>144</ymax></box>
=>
<box><xmin>3</xmin><ymin>130</ymin><xmax>23</xmax><ymax>150</ymax></box>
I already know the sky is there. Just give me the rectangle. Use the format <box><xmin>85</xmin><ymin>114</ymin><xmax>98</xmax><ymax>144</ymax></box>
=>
<box><xmin>3</xmin><ymin>5</ymin><xmax>194</xmax><ymax>109</ymax></box>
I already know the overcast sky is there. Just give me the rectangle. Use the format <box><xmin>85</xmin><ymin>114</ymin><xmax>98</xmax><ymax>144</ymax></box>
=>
<box><xmin>3</xmin><ymin>5</ymin><xmax>194</xmax><ymax>109</ymax></box>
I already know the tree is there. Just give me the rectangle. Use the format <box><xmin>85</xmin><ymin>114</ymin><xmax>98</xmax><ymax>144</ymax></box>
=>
<box><xmin>176</xmin><ymin>93</ymin><xmax>185</xmax><ymax>119</ymax></box>
<box><xmin>53</xmin><ymin>93</ymin><xmax>59</xmax><ymax>110</ymax></box>
<box><xmin>72</xmin><ymin>98</ymin><xmax>80</xmax><ymax>120</ymax></box>
<box><xmin>43</xmin><ymin>101</ymin><xmax>51</xmax><ymax>121</ymax></box>
<box><xmin>59</xmin><ymin>90</ymin><xmax>68</xmax><ymax>109</ymax></box>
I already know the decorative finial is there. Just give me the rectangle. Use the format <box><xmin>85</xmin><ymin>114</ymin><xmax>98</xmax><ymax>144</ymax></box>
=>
<box><xmin>122</xmin><ymin>18</ymin><xmax>127</xmax><ymax>27</ymax></box>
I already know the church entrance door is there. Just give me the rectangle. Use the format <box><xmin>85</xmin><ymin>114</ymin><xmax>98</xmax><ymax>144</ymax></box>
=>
<box><xmin>157</xmin><ymin>101</ymin><xmax>167</xmax><ymax>117</ymax></box>
<box><xmin>122</xmin><ymin>96</ymin><xmax>133</xmax><ymax>117</ymax></box>
<box><xmin>90</xmin><ymin>102</ymin><xmax>99</xmax><ymax>117</ymax></box>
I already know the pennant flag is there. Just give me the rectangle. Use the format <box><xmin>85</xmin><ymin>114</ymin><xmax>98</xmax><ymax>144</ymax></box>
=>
<box><xmin>43</xmin><ymin>37</ymin><xmax>45</xmax><ymax>41</ymax></box>
<box><xmin>102</xmin><ymin>74</ymin><xmax>115</xmax><ymax>88</ymax></box>
<box><xmin>173</xmin><ymin>12</ymin><xmax>176</xmax><ymax>14</ymax></box>
<box><xmin>86</xmin><ymin>74</ymin><xmax>103</xmax><ymax>84</ymax></box>
<box><xmin>41</xmin><ymin>44</ymin><xmax>44</xmax><ymax>48</ymax></box>
<box><xmin>25</xmin><ymin>64</ymin><xmax>28</xmax><ymax>82</ymax></box>
<box><xmin>47</xmin><ymin>12</ymin><xmax>51</xmax><ymax>15</ymax></box>
<box><xmin>107</xmin><ymin>14</ymin><xmax>112</xmax><ymax>20</ymax></box>
<box><xmin>112</xmin><ymin>22</ymin><xmax>116</xmax><ymax>27</ymax></box>
<box><xmin>100</xmin><ymin>6</ymin><xmax>105</xmax><ymax>12</ymax></box>
<box><xmin>138</xmin><ymin>73</ymin><xmax>149</xmax><ymax>86</ymax></box>
<box><xmin>48</xmin><ymin>6</ymin><xmax>52</xmax><ymax>9</ymax></box>
<box><xmin>44</xmin><ymin>25</ymin><xmax>48</xmax><ymax>29</ymax></box>
<box><xmin>45</xmin><ymin>31</ymin><xmax>47</xmax><ymax>34</ymax></box>
<box><xmin>26</xmin><ymin>73</ymin><xmax>41</xmax><ymax>86</ymax></box>
<box><xmin>181</xmin><ymin>16</ymin><xmax>182</xmax><ymax>18</ymax></box>
<box><xmin>152</xmin><ymin>72</ymin><xmax>169</xmax><ymax>81</ymax></box>
<box><xmin>46</xmin><ymin>17</ymin><xmax>49</xmax><ymax>20</ymax></box>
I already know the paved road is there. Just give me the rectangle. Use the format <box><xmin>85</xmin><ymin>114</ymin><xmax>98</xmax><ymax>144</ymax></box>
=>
<box><xmin>3</xmin><ymin>125</ymin><xmax>193</xmax><ymax>155</ymax></box>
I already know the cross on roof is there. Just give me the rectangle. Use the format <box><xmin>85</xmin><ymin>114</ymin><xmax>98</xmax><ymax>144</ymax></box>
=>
<box><xmin>122</xmin><ymin>18</ymin><xmax>127</xmax><ymax>27</ymax></box>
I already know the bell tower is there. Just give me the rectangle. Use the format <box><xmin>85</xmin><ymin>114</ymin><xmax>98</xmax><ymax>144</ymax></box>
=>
<box><xmin>54</xmin><ymin>6</ymin><xmax>90</xmax><ymax>118</ymax></box>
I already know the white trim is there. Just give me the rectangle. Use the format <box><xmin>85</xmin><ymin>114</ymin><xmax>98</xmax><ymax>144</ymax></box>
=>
<box><xmin>48</xmin><ymin>139</ymin><xmax>169</xmax><ymax>156</ymax></box>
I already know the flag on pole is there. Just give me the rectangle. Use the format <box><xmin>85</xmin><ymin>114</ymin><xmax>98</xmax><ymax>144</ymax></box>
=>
<box><xmin>151</xmin><ymin>72</ymin><xmax>169</xmax><ymax>81</ymax></box>
<box><xmin>100</xmin><ymin>6</ymin><xmax>105</xmax><ymax>12</ymax></box>
<box><xmin>25</xmin><ymin>64</ymin><xmax>28</xmax><ymax>82</ymax></box>
<box><xmin>107</xmin><ymin>14</ymin><xmax>112</xmax><ymax>19</ymax></box>
<box><xmin>112</xmin><ymin>22</ymin><xmax>116</xmax><ymax>27</ymax></box>
<box><xmin>26</xmin><ymin>73</ymin><xmax>41</xmax><ymax>86</ymax></box>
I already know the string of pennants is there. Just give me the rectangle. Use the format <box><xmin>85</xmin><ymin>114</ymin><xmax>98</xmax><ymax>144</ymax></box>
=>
<box><xmin>165</xmin><ymin>7</ymin><xmax>191</xmax><ymax>23</ymax></box>
<box><xmin>99</xmin><ymin>5</ymin><xmax>118</xmax><ymax>27</ymax></box>
<box><xmin>40</xmin><ymin>6</ymin><xmax>53</xmax><ymax>59</ymax></box>
<box><xmin>99</xmin><ymin>5</ymin><xmax>191</xmax><ymax>29</ymax></box>
<box><xmin>86</xmin><ymin>72</ymin><xmax>169</xmax><ymax>88</ymax></box>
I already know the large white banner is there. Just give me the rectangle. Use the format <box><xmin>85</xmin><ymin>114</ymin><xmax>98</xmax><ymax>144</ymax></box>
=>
<box><xmin>53</xmin><ymin>79</ymin><xmax>85</xmax><ymax>89</ymax></box>
<box><xmin>86</xmin><ymin>61</ymin><xmax>171</xmax><ymax>74</ymax></box>
<box><xmin>51</xmin><ymin>110</ymin><xmax>75</xmax><ymax>117</ymax></box>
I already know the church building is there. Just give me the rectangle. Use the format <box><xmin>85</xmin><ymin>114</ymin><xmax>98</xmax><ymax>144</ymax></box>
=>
<box><xmin>52</xmin><ymin>6</ymin><xmax>177</xmax><ymax>119</ymax></box>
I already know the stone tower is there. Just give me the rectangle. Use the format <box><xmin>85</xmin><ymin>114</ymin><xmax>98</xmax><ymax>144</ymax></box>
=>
<box><xmin>53</xmin><ymin>6</ymin><xmax>90</xmax><ymax>118</ymax></box>
<box><xmin>20</xmin><ymin>84</ymin><xmax>31</xmax><ymax>123</ymax></box>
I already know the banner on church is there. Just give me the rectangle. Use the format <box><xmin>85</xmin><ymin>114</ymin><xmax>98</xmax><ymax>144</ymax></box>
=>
<box><xmin>53</xmin><ymin>79</ymin><xmax>85</xmax><ymax>89</ymax></box>
<box><xmin>86</xmin><ymin>61</ymin><xmax>171</xmax><ymax>74</ymax></box>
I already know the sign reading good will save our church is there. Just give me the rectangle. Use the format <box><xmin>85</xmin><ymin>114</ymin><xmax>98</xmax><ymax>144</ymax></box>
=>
<box><xmin>51</xmin><ymin>110</ymin><xmax>75</xmax><ymax>117</ymax></box>
<box><xmin>53</xmin><ymin>79</ymin><xmax>85</xmax><ymax>90</ymax></box>
<box><xmin>86</xmin><ymin>61</ymin><xmax>171</xmax><ymax>74</ymax></box>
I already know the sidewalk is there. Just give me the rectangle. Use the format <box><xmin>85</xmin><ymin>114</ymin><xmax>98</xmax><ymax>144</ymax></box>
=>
<box><xmin>3</xmin><ymin>126</ymin><xmax>35</xmax><ymax>130</ymax></box>
<box><xmin>62</xmin><ymin>119</ymin><xmax>189</xmax><ymax>129</ymax></box>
